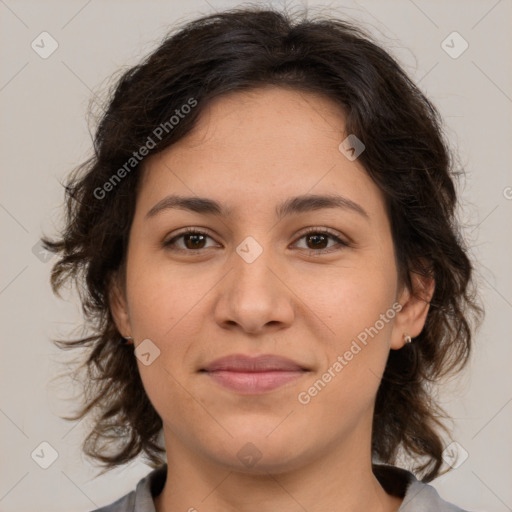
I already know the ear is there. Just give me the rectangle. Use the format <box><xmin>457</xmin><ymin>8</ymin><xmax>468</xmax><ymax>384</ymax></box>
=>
<box><xmin>109</xmin><ymin>273</ymin><xmax>132</xmax><ymax>339</ymax></box>
<box><xmin>390</xmin><ymin>269</ymin><xmax>435</xmax><ymax>350</ymax></box>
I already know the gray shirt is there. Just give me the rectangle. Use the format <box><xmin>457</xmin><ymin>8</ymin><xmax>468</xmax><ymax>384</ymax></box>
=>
<box><xmin>89</xmin><ymin>463</ymin><xmax>471</xmax><ymax>512</ymax></box>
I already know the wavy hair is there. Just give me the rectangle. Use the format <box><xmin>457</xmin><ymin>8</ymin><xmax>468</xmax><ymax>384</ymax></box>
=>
<box><xmin>43</xmin><ymin>5</ymin><xmax>483</xmax><ymax>481</ymax></box>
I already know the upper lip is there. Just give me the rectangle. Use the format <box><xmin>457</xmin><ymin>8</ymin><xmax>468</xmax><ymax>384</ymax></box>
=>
<box><xmin>201</xmin><ymin>354</ymin><xmax>309</xmax><ymax>372</ymax></box>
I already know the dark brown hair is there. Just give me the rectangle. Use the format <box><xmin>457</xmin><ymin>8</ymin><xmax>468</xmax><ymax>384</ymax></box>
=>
<box><xmin>43</xmin><ymin>5</ymin><xmax>483</xmax><ymax>482</ymax></box>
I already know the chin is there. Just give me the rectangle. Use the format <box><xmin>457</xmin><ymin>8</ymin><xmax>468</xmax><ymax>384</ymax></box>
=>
<box><xmin>204</xmin><ymin>426</ymin><xmax>312</xmax><ymax>474</ymax></box>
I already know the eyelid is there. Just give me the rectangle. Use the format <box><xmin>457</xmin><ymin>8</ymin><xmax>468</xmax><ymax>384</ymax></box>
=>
<box><xmin>294</xmin><ymin>226</ymin><xmax>350</xmax><ymax>245</ymax></box>
<box><xmin>292</xmin><ymin>227</ymin><xmax>351</xmax><ymax>254</ymax></box>
<box><xmin>163</xmin><ymin>226</ymin><xmax>220</xmax><ymax>247</ymax></box>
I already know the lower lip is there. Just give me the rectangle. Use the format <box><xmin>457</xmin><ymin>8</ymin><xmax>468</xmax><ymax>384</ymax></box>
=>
<box><xmin>204</xmin><ymin>370</ymin><xmax>307</xmax><ymax>394</ymax></box>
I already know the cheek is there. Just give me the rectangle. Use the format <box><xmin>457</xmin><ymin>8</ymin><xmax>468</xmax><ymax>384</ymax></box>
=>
<box><xmin>124</xmin><ymin>247</ymin><xmax>197</xmax><ymax>338</ymax></box>
<box><xmin>124</xmin><ymin>260</ymin><xmax>200</xmax><ymax>423</ymax></box>
<box><xmin>292</xmin><ymin>256</ymin><xmax>397</xmax><ymax>338</ymax></box>
<box><xmin>294</xmin><ymin>258</ymin><xmax>398</xmax><ymax>402</ymax></box>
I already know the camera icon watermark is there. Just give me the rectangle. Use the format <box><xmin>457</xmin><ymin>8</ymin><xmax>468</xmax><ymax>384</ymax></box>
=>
<box><xmin>237</xmin><ymin>442</ymin><xmax>262</xmax><ymax>468</ymax></box>
<box><xmin>442</xmin><ymin>441</ymin><xmax>469</xmax><ymax>469</ymax></box>
<box><xmin>31</xmin><ymin>31</ymin><xmax>59</xmax><ymax>59</ymax></box>
<box><xmin>135</xmin><ymin>338</ymin><xmax>161</xmax><ymax>366</ymax></box>
<box><xmin>32</xmin><ymin>240</ymin><xmax>54</xmax><ymax>263</ymax></box>
<box><xmin>31</xmin><ymin>441</ymin><xmax>59</xmax><ymax>469</ymax></box>
<box><xmin>339</xmin><ymin>134</ymin><xmax>365</xmax><ymax>161</ymax></box>
<box><xmin>503</xmin><ymin>186</ymin><xmax>512</xmax><ymax>200</ymax></box>
<box><xmin>441</xmin><ymin>31</ymin><xmax>469</xmax><ymax>59</ymax></box>
<box><xmin>236</xmin><ymin>236</ymin><xmax>263</xmax><ymax>263</ymax></box>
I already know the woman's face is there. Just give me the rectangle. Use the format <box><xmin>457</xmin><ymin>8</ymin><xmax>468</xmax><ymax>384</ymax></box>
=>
<box><xmin>112</xmin><ymin>86</ymin><xmax>424</xmax><ymax>472</ymax></box>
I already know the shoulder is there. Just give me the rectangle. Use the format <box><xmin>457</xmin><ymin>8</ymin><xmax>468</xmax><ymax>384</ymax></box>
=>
<box><xmin>88</xmin><ymin>490</ymin><xmax>136</xmax><ymax>512</ymax></box>
<box><xmin>400</xmin><ymin>478</ymin><xmax>471</xmax><ymax>511</ymax></box>
<box><xmin>87</xmin><ymin>465</ymin><xmax>167</xmax><ymax>512</ymax></box>
<box><xmin>373</xmin><ymin>464</ymin><xmax>473</xmax><ymax>512</ymax></box>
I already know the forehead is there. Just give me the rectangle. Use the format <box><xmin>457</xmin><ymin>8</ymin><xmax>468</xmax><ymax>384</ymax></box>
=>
<box><xmin>177</xmin><ymin>85</ymin><xmax>347</xmax><ymax>152</ymax></box>
<box><xmin>138</xmin><ymin>86</ymin><xmax>387</xmax><ymax>223</ymax></box>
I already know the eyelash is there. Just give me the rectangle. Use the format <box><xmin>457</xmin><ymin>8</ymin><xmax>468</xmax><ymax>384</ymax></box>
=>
<box><xmin>163</xmin><ymin>227</ymin><xmax>350</xmax><ymax>255</ymax></box>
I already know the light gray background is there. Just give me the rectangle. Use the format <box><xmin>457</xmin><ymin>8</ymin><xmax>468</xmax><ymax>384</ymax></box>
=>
<box><xmin>1</xmin><ymin>1</ymin><xmax>511</xmax><ymax>511</ymax></box>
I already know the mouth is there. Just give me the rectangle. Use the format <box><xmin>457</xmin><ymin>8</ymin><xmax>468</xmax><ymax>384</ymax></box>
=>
<box><xmin>202</xmin><ymin>369</ymin><xmax>308</xmax><ymax>394</ymax></box>
<box><xmin>200</xmin><ymin>354</ymin><xmax>310</xmax><ymax>394</ymax></box>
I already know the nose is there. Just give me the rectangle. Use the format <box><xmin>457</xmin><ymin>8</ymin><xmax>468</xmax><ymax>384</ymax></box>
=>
<box><xmin>213</xmin><ymin>243</ymin><xmax>295</xmax><ymax>335</ymax></box>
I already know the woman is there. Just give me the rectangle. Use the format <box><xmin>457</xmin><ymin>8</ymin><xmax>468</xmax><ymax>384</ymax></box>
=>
<box><xmin>43</xmin><ymin>6</ymin><xmax>483</xmax><ymax>512</ymax></box>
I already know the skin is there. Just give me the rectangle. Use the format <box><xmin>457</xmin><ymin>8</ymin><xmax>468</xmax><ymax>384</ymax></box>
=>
<box><xmin>111</xmin><ymin>85</ymin><xmax>434</xmax><ymax>512</ymax></box>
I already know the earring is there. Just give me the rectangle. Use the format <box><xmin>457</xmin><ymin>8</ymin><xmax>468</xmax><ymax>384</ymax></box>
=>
<box><xmin>404</xmin><ymin>333</ymin><xmax>412</xmax><ymax>344</ymax></box>
<box><xmin>123</xmin><ymin>336</ymin><xmax>134</xmax><ymax>345</ymax></box>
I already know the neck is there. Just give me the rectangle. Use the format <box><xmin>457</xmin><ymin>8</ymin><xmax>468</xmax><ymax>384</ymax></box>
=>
<box><xmin>154</xmin><ymin>424</ymin><xmax>402</xmax><ymax>512</ymax></box>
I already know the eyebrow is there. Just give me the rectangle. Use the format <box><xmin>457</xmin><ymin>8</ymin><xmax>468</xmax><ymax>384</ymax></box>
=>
<box><xmin>146</xmin><ymin>193</ymin><xmax>369</xmax><ymax>220</ymax></box>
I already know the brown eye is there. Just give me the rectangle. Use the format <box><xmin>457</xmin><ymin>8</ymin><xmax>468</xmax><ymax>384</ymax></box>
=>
<box><xmin>164</xmin><ymin>229</ymin><xmax>218</xmax><ymax>252</ymax></box>
<box><xmin>305</xmin><ymin>233</ymin><xmax>329</xmax><ymax>250</ymax></box>
<box><xmin>182</xmin><ymin>232</ymin><xmax>207</xmax><ymax>249</ymax></box>
<box><xmin>294</xmin><ymin>229</ymin><xmax>349</xmax><ymax>254</ymax></box>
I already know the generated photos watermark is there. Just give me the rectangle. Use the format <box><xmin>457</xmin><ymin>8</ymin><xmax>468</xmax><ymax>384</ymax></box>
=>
<box><xmin>93</xmin><ymin>97</ymin><xmax>198</xmax><ymax>200</ymax></box>
<box><xmin>297</xmin><ymin>301</ymin><xmax>402</xmax><ymax>405</ymax></box>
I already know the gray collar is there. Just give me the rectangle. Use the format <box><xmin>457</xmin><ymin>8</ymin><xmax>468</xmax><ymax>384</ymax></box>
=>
<box><xmin>92</xmin><ymin>463</ymin><xmax>469</xmax><ymax>512</ymax></box>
